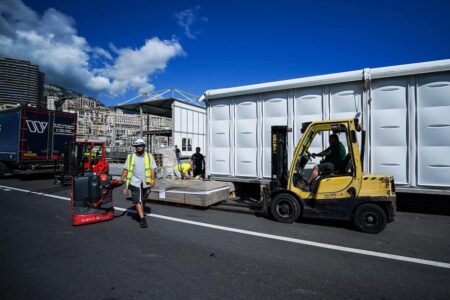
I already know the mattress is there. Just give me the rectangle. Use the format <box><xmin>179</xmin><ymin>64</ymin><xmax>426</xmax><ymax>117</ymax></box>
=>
<box><xmin>148</xmin><ymin>179</ymin><xmax>232</xmax><ymax>207</ymax></box>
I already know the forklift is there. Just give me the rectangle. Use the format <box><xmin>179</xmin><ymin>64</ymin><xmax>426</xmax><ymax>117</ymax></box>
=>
<box><xmin>267</xmin><ymin>114</ymin><xmax>396</xmax><ymax>233</ymax></box>
<box><xmin>65</xmin><ymin>142</ymin><xmax>122</xmax><ymax>225</ymax></box>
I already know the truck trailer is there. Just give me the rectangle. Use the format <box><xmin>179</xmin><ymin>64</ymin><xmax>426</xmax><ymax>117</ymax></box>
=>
<box><xmin>200</xmin><ymin>59</ymin><xmax>450</xmax><ymax>195</ymax></box>
<box><xmin>0</xmin><ymin>106</ymin><xmax>77</xmax><ymax>176</ymax></box>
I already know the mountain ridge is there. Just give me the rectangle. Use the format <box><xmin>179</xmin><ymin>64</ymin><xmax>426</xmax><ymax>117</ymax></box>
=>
<box><xmin>45</xmin><ymin>83</ymin><xmax>106</xmax><ymax>107</ymax></box>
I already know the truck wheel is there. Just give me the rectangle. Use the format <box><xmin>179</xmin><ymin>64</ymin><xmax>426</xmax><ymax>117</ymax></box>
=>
<box><xmin>353</xmin><ymin>203</ymin><xmax>387</xmax><ymax>234</ymax></box>
<box><xmin>270</xmin><ymin>193</ymin><xmax>301</xmax><ymax>223</ymax></box>
<box><xmin>0</xmin><ymin>162</ymin><xmax>9</xmax><ymax>177</ymax></box>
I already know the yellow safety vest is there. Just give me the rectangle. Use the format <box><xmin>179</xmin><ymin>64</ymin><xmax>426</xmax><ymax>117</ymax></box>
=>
<box><xmin>173</xmin><ymin>163</ymin><xmax>190</xmax><ymax>174</ymax></box>
<box><xmin>126</xmin><ymin>152</ymin><xmax>154</xmax><ymax>188</ymax></box>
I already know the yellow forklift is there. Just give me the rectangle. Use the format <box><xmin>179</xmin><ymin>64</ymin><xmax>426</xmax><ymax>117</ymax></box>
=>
<box><xmin>267</xmin><ymin>114</ymin><xmax>396</xmax><ymax>233</ymax></box>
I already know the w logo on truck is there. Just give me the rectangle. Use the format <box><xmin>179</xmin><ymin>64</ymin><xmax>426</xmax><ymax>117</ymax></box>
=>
<box><xmin>26</xmin><ymin>120</ymin><xmax>48</xmax><ymax>134</ymax></box>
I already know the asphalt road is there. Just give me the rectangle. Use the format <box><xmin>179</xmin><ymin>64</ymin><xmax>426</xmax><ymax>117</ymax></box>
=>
<box><xmin>1</xmin><ymin>176</ymin><xmax>449</xmax><ymax>299</ymax></box>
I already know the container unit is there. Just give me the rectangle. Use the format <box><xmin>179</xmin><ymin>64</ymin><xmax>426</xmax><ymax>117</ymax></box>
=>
<box><xmin>0</xmin><ymin>107</ymin><xmax>76</xmax><ymax>175</ymax></box>
<box><xmin>172</xmin><ymin>100</ymin><xmax>206</xmax><ymax>157</ymax></box>
<box><xmin>201</xmin><ymin>59</ymin><xmax>450</xmax><ymax>194</ymax></box>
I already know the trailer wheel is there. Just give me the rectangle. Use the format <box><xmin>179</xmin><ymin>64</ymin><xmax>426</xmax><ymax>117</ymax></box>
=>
<box><xmin>353</xmin><ymin>203</ymin><xmax>387</xmax><ymax>234</ymax></box>
<box><xmin>270</xmin><ymin>193</ymin><xmax>301</xmax><ymax>223</ymax></box>
<box><xmin>0</xmin><ymin>162</ymin><xmax>9</xmax><ymax>177</ymax></box>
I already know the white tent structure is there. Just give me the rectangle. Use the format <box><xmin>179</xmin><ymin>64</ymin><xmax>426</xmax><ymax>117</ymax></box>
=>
<box><xmin>114</xmin><ymin>88</ymin><xmax>206</xmax><ymax>157</ymax></box>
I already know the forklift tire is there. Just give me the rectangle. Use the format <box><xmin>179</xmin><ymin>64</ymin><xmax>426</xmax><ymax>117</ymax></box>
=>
<box><xmin>270</xmin><ymin>193</ymin><xmax>301</xmax><ymax>223</ymax></box>
<box><xmin>353</xmin><ymin>203</ymin><xmax>387</xmax><ymax>234</ymax></box>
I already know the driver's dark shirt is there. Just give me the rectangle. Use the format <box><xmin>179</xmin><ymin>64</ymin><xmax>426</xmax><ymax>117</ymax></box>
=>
<box><xmin>324</xmin><ymin>142</ymin><xmax>346</xmax><ymax>165</ymax></box>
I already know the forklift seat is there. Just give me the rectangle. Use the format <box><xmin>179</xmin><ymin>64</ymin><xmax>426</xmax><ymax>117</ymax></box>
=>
<box><xmin>310</xmin><ymin>154</ymin><xmax>352</xmax><ymax>193</ymax></box>
<box><xmin>337</xmin><ymin>153</ymin><xmax>352</xmax><ymax>174</ymax></box>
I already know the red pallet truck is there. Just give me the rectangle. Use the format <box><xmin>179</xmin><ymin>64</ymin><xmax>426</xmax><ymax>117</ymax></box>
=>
<box><xmin>65</xmin><ymin>142</ymin><xmax>122</xmax><ymax>225</ymax></box>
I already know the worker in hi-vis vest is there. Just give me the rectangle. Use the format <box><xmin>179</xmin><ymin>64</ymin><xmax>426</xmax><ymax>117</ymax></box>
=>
<box><xmin>120</xmin><ymin>138</ymin><xmax>157</xmax><ymax>228</ymax></box>
<box><xmin>173</xmin><ymin>162</ymin><xmax>192</xmax><ymax>179</ymax></box>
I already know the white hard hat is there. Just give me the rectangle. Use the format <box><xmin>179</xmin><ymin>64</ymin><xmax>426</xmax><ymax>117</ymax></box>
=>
<box><xmin>132</xmin><ymin>138</ymin><xmax>145</xmax><ymax>146</ymax></box>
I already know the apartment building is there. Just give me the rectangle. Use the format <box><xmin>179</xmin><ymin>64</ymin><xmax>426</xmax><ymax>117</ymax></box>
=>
<box><xmin>0</xmin><ymin>57</ymin><xmax>46</xmax><ymax>109</ymax></box>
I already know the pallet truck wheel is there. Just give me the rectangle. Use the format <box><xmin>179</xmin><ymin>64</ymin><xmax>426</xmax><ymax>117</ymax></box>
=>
<box><xmin>353</xmin><ymin>203</ymin><xmax>387</xmax><ymax>234</ymax></box>
<box><xmin>270</xmin><ymin>193</ymin><xmax>301</xmax><ymax>223</ymax></box>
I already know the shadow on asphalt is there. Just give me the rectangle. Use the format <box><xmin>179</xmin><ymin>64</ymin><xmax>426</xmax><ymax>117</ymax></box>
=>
<box><xmin>113</xmin><ymin>209</ymin><xmax>128</xmax><ymax>219</ymax></box>
<box><xmin>124</xmin><ymin>205</ymin><xmax>153</xmax><ymax>225</ymax></box>
<box><xmin>296</xmin><ymin>217</ymin><xmax>354</xmax><ymax>231</ymax></box>
<box><xmin>396</xmin><ymin>193</ymin><xmax>450</xmax><ymax>216</ymax></box>
<box><xmin>15</xmin><ymin>173</ymin><xmax>55</xmax><ymax>180</ymax></box>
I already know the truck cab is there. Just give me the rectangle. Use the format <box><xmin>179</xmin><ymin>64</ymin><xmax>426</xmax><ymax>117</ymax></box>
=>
<box><xmin>269</xmin><ymin>116</ymin><xmax>396</xmax><ymax>233</ymax></box>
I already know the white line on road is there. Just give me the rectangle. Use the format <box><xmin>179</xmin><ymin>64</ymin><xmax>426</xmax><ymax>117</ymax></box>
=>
<box><xmin>0</xmin><ymin>185</ymin><xmax>72</xmax><ymax>201</ymax></box>
<box><xmin>1</xmin><ymin>184</ymin><xmax>450</xmax><ymax>269</ymax></box>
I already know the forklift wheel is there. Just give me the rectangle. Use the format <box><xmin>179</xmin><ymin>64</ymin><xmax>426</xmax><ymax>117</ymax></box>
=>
<box><xmin>353</xmin><ymin>203</ymin><xmax>387</xmax><ymax>234</ymax></box>
<box><xmin>271</xmin><ymin>193</ymin><xmax>301</xmax><ymax>223</ymax></box>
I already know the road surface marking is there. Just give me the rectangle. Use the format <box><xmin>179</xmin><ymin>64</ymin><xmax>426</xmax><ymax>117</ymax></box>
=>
<box><xmin>0</xmin><ymin>185</ymin><xmax>71</xmax><ymax>201</ymax></box>
<box><xmin>1</xmin><ymin>184</ymin><xmax>449</xmax><ymax>269</ymax></box>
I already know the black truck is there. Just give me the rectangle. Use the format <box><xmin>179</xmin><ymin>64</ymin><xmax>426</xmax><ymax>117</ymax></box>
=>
<box><xmin>0</xmin><ymin>106</ymin><xmax>77</xmax><ymax>176</ymax></box>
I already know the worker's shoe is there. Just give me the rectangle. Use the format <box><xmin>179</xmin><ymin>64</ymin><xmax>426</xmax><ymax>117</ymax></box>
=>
<box><xmin>140</xmin><ymin>218</ymin><xmax>148</xmax><ymax>228</ymax></box>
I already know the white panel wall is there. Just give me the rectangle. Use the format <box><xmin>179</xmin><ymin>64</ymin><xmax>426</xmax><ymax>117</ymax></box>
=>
<box><xmin>174</xmin><ymin>108</ymin><xmax>181</xmax><ymax>132</ymax></box>
<box><xmin>417</xmin><ymin>73</ymin><xmax>450</xmax><ymax>187</ymax></box>
<box><xmin>294</xmin><ymin>87</ymin><xmax>324</xmax><ymax>166</ymax></box>
<box><xmin>330</xmin><ymin>83</ymin><xmax>363</xmax><ymax>150</ymax></box>
<box><xmin>370</xmin><ymin>78</ymin><xmax>409</xmax><ymax>184</ymax></box>
<box><xmin>193</xmin><ymin>111</ymin><xmax>199</xmax><ymax>133</ymax></box>
<box><xmin>210</xmin><ymin>100</ymin><xmax>231</xmax><ymax>175</ymax></box>
<box><xmin>187</xmin><ymin>110</ymin><xmax>193</xmax><ymax>132</ymax></box>
<box><xmin>261</xmin><ymin>91</ymin><xmax>288</xmax><ymax>178</ymax></box>
<box><xmin>234</xmin><ymin>95</ymin><xmax>258</xmax><ymax>177</ymax></box>
<box><xmin>181</xmin><ymin>109</ymin><xmax>188</xmax><ymax>130</ymax></box>
<box><xmin>330</xmin><ymin>83</ymin><xmax>362</xmax><ymax>120</ymax></box>
<box><xmin>172</xmin><ymin>101</ymin><xmax>206</xmax><ymax>157</ymax></box>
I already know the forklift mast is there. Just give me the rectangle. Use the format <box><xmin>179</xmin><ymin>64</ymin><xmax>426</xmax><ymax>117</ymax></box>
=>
<box><xmin>271</xmin><ymin>126</ymin><xmax>291</xmax><ymax>191</ymax></box>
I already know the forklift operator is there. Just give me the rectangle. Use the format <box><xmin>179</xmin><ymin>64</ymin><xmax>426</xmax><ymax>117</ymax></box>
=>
<box><xmin>307</xmin><ymin>134</ymin><xmax>346</xmax><ymax>184</ymax></box>
<box><xmin>120</xmin><ymin>138</ymin><xmax>157</xmax><ymax>228</ymax></box>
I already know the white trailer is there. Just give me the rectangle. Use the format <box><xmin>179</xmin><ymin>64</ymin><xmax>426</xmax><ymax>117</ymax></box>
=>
<box><xmin>200</xmin><ymin>59</ymin><xmax>450</xmax><ymax>195</ymax></box>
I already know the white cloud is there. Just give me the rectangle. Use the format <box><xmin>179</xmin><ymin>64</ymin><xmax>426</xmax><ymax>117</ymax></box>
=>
<box><xmin>93</xmin><ymin>47</ymin><xmax>113</xmax><ymax>60</ymax></box>
<box><xmin>0</xmin><ymin>0</ymin><xmax>184</xmax><ymax>98</ymax></box>
<box><xmin>98</xmin><ymin>37</ymin><xmax>184</xmax><ymax>96</ymax></box>
<box><xmin>175</xmin><ymin>6</ymin><xmax>208</xmax><ymax>39</ymax></box>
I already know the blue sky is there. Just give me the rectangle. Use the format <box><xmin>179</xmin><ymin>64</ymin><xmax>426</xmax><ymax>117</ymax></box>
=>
<box><xmin>1</xmin><ymin>0</ymin><xmax>449</xmax><ymax>105</ymax></box>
